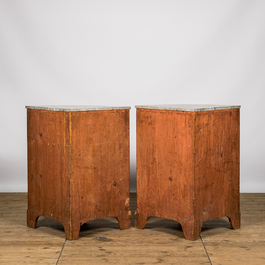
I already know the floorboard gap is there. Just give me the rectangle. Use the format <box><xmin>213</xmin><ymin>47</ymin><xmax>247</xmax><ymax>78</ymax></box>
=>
<box><xmin>56</xmin><ymin>239</ymin><xmax>67</xmax><ymax>265</ymax></box>
<box><xmin>200</xmin><ymin>235</ymin><xmax>213</xmax><ymax>265</ymax></box>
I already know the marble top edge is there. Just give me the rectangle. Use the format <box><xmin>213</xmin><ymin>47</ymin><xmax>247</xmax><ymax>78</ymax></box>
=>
<box><xmin>26</xmin><ymin>105</ymin><xmax>131</xmax><ymax>111</ymax></box>
<box><xmin>135</xmin><ymin>104</ymin><xmax>241</xmax><ymax>112</ymax></box>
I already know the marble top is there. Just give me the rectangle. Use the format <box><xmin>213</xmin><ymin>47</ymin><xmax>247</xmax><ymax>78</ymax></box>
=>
<box><xmin>135</xmin><ymin>104</ymin><xmax>241</xmax><ymax>112</ymax></box>
<box><xmin>26</xmin><ymin>105</ymin><xmax>131</xmax><ymax>112</ymax></box>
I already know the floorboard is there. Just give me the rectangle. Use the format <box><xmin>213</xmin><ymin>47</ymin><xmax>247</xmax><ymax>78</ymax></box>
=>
<box><xmin>0</xmin><ymin>193</ymin><xmax>264</xmax><ymax>264</ymax></box>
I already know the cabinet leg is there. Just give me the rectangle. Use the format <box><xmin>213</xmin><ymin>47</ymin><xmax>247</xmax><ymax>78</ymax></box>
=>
<box><xmin>63</xmin><ymin>222</ymin><xmax>80</xmax><ymax>240</ymax></box>
<box><xmin>181</xmin><ymin>220</ymin><xmax>202</xmax><ymax>241</ymax></box>
<box><xmin>135</xmin><ymin>210</ymin><xmax>149</xmax><ymax>229</ymax></box>
<box><xmin>228</xmin><ymin>212</ymin><xmax>241</xmax><ymax>229</ymax></box>
<box><xmin>116</xmin><ymin>211</ymin><xmax>132</xmax><ymax>229</ymax></box>
<box><xmin>27</xmin><ymin>209</ymin><xmax>39</xmax><ymax>228</ymax></box>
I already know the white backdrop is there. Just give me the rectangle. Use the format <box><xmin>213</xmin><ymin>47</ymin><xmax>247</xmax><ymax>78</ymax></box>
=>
<box><xmin>0</xmin><ymin>0</ymin><xmax>264</xmax><ymax>192</ymax></box>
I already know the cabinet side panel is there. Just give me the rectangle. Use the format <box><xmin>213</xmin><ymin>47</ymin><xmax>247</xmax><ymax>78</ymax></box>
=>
<box><xmin>136</xmin><ymin>109</ymin><xmax>195</xmax><ymax>222</ymax></box>
<box><xmin>27</xmin><ymin>110</ymin><xmax>70</xmax><ymax>223</ymax></box>
<box><xmin>194</xmin><ymin>109</ymin><xmax>240</xmax><ymax>221</ymax></box>
<box><xmin>70</xmin><ymin>109</ymin><xmax>130</xmax><ymax>223</ymax></box>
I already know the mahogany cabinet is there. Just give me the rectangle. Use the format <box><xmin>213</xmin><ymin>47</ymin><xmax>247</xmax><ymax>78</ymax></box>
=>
<box><xmin>135</xmin><ymin>104</ymin><xmax>241</xmax><ymax>240</ymax></box>
<box><xmin>26</xmin><ymin>105</ymin><xmax>131</xmax><ymax>240</ymax></box>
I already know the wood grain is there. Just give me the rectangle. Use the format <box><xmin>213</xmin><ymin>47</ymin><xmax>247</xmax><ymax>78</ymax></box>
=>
<box><xmin>135</xmin><ymin>108</ymin><xmax>240</xmax><ymax>240</ymax></box>
<box><xmin>204</xmin><ymin>242</ymin><xmax>265</xmax><ymax>265</ymax></box>
<box><xmin>0</xmin><ymin>193</ymin><xmax>264</xmax><ymax>264</ymax></box>
<box><xmin>27</xmin><ymin>109</ymin><xmax>131</xmax><ymax>240</ymax></box>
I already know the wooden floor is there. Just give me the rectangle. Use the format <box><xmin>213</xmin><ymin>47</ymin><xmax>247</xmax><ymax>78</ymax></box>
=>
<box><xmin>0</xmin><ymin>193</ymin><xmax>264</xmax><ymax>264</ymax></box>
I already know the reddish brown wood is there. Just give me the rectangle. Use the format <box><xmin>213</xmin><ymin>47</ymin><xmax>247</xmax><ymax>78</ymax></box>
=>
<box><xmin>27</xmin><ymin>109</ymin><xmax>131</xmax><ymax>240</ymax></box>
<box><xmin>135</xmin><ymin>108</ymin><xmax>240</xmax><ymax>240</ymax></box>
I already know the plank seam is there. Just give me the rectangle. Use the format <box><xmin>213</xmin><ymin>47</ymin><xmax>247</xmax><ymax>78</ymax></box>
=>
<box><xmin>56</xmin><ymin>239</ymin><xmax>67</xmax><ymax>265</ymax></box>
<box><xmin>200</xmin><ymin>235</ymin><xmax>213</xmax><ymax>265</ymax></box>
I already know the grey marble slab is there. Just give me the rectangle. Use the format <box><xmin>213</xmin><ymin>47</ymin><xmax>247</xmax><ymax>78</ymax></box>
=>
<box><xmin>25</xmin><ymin>105</ymin><xmax>131</xmax><ymax>112</ymax></box>
<box><xmin>135</xmin><ymin>104</ymin><xmax>241</xmax><ymax>112</ymax></box>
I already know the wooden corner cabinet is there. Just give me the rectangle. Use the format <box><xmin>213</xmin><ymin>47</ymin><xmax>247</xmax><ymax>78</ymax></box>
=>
<box><xmin>26</xmin><ymin>105</ymin><xmax>131</xmax><ymax>240</ymax></box>
<box><xmin>135</xmin><ymin>104</ymin><xmax>241</xmax><ymax>240</ymax></box>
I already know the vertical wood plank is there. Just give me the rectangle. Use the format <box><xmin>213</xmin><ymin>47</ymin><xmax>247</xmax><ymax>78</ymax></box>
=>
<box><xmin>27</xmin><ymin>110</ymin><xmax>71</xmax><ymax>229</ymax></box>
<box><xmin>136</xmin><ymin>109</ymin><xmax>195</xmax><ymax>229</ymax></box>
<box><xmin>194</xmin><ymin>109</ymin><xmax>240</xmax><ymax>226</ymax></box>
<box><xmin>70</xmin><ymin>110</ymin><xmax>131</xmax><ymax>227</ymax></box>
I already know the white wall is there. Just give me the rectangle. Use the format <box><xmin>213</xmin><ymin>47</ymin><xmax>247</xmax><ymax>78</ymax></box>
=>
<box><xmin>0</xmin><ymin>0</ymin><xmax>264</xmax><ymax>192</ymax></box>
